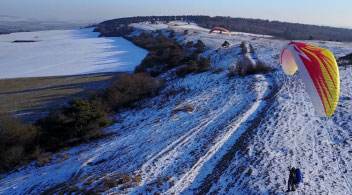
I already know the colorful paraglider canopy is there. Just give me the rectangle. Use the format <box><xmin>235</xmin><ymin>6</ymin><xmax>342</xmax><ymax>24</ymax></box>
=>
<box><xmin>209</xmin><ymin>27</ymin><xmax>232</xmax><ymax>38</ymax></box>
<box><xmin>280</xmin><ymin>42</ymin><xmax>340</xmax><ymax>117</ymax></box>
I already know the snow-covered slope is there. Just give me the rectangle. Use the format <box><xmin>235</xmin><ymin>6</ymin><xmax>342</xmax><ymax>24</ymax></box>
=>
<box><xmin>1</xmin><ymin>21</ymin><xmax>352</xmax><ymax>195</ymax></box>
<box><xmin>0</xmin><ymin>28</ymin><xmax>148</xmax><ymax>79</ymax></box>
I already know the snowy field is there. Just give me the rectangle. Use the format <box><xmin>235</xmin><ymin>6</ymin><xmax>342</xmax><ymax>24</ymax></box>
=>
<box><xmin>1</xmin><ymin>21</ymin><xmax>352</xmax><ymax>194</ymax></box>
<box><xmin>0</xmin><ymin>28</ymin><xmax>148</xmax><ymax>79</ymax></box>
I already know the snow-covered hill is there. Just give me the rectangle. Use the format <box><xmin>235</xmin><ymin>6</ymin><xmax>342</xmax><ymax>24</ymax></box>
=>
<box><xmin>1</xmin><ymin>21</ymin><xmax>352</xmax><ymax>194</ymax></box>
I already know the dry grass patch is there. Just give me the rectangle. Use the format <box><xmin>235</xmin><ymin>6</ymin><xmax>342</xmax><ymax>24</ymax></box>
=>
<box><xmin>102</xmin><ymin>177</ymin><xmax>118</xmax><ymax>191</ymax></box>
<box><xmin>121</xmin><ymin>174</ymin><xmax>131</xmax><ymax>184</ymax></box>
<box><xmin>163</xmin><ymin>175</ymin><xmax>172</xmax><ymax>182</ymax></box>
<box><xmin>75</xmin><ymin>147</ymin><xmax>89</xmax><ymax>155</ymax></box>
<box><xmin>36</xmin><ymin>153</ymin><xmax>52</xmax><ymax>167</ymax></box>
<box><xmin>172</xmin><ymin>105</ymin><xmax>195</xmax><ymax>115</ymax></box>
<box><xmin>58</xmin><ymin>153</ymin><xmax>70</xmax><ymax>163</ymax></box>
<box><xmin>120</xmin><ymin>183</ymin><xmax>136</xmax><ymax>191</ymax></box>
<box><xmin>157</xmin><ymin>178</ymin><xmax>163</xmax><ymax>188</ymax></box>
<box><xmin>84</xmin><ymin>177</ymin><xmax>95</xmax><ymax>186</ymax></box>
<box><xmin>0</xmin><ymin>73</ymin><xmax>119</xmax><ymax>123</ymax></box>
<box><xmin>212</xmin><ymin>67</ymin><xmax>225</xmax><ymax>74</ymax></box>
<box><xmin>116</xmin><ymin>173</ymin><xmax>132</xmax><ymax>184</ymax></box>
<box><xmin>133</xmin><ymin>175</ymin><xmax>142</xmax><ymax>183</ymax></box>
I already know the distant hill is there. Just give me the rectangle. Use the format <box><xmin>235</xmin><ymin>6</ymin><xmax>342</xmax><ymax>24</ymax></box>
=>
<box><xmin>98</xmin><ymin>15</ymin><xmax>352</xmax><ymax>42</ymax></box>
<box><xmin>0</xmin><ymin>15</ymin><xmax>94</xmax><ymax>34</ymax></box>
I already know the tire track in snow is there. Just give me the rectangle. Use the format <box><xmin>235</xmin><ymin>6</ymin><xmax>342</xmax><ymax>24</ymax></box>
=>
<box><xmin>165</xmin><ymin>75</ymin><xmax>278</xmax><ymax>194</ymax></box>
<box><xmin>134</xmin><ymin>81</ymin><xmax>252</xmax><ymax>190</ymax></box>
<box><xmin>191</xmin><ymin>75</ymin><xmax>281</xmax><ymax>194</ymax></box>
<box><xmin>166</xmin><ymin>76</ymin><xmax>269</xmax><ymax>194</ymax></box>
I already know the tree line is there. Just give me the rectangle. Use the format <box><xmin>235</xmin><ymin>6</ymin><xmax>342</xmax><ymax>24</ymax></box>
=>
<box><xmin>98</xmin><ymin>15</ymin><xmax>352</xmax><ymax>41</ymax></box>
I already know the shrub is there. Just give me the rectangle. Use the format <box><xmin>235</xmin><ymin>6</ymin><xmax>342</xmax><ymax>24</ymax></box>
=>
<box><xmin>240</xmin><ymin>41</ymin><xmax>248</xmax><ymax>50</ymax></box>
<box><xmin>133</xmin><ymin>33</ymin><xmax>185</xmax><ymax>76</ymax></box>
<box><xmin>240</xmin><ymin>41</ymin><xmax>255</xmax><ymax>54</ymax></box>
<box><xmin>184</xmin><ymin>53</ymin><xmax>198</xmax><ymax>62</ymax></box>
<box><xmin>36</xmin><ymin>98</ymin><xmax>110</xmax><ymax>149</ymax></box>
<box><xmin>105</xmin><ymin>73</ymin><xmax>163</xmax><ymax>110</ymax></box>
<box><xmin>169</xmin><ymin>30</ymin><xmax>175</xmax><ymax>38</ymax></box>
<box><xmin>166</xmin><ymin>47</ymin><xmax>185</xmax><ymax>69</ymax></box>
<box><xmin>228</xmin><ymin>64</ymin><xmax>238</xmax><ymax>78</ymax></box>
<box><xmin>240</xmin><ymin>60</ymin><xmax>273</xmax><ymax>76</ymax></box>
<box><xmin>251</xmin><ymin>61</ymin><xmax>274</xmax><ymax>74</ymax></box>
<box><xmin>197</xmin><ymin>56</ymin><xmax>211</xmax><ymax>72</ymax></box>
<box><xmin>176</xmin><ymin>60</ymin><xmax>197</xmax><ymax>77</ymax></box>
<box><xmin>222</xmin><ymin>41</ymin><xmax>230</xmax><ymax>48</ymax></box>
<box><xmin>0</xmin><ymin>113</ymin><xmax>37</xmax><ymax>171</ymax></box>
<box><xmin>185</xmin><ymin>41</ymin><xmax>194</xmax><ymax>48</ymax></box>
<box><xmin>228</xmin><ymin>57</ymin><xmax>273</xmax><ymax>77</ymax></box>
<box><xmin>63</xmin><ymin>99</ymin><xmax>109</xmax><ymax>137</ymax></box>
<box><xmin>177</xmin><ymin>55</ymin><xmax>211</xmax><ymax>77</ymax></box>
<box><xmin>237</xmin><ymin>57</ymin><xmax>255</xmax><ymax>76</ymax></box>
<box><xmin>155</xmin><ymin>29</ymin><xmax>162</xmax><ymax>35</ymax></box>
<box><xmin>195</xmin><ymin>40</ymin><xmax>205</xmax><ymax>53</ymax></box>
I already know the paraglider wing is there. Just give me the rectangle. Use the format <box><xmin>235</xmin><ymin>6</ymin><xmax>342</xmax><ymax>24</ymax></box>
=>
<box><xmin>209</xmin><ymin>27</ymin><xmax>232</xmax><ymax>38</ymax></box>
<box><xmin>280</xmin><ymin>42</ymin><xmax>340</xmax><ymax>117</ymax></box>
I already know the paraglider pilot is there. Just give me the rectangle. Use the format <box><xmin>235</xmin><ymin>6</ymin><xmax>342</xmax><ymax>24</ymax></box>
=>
<box><xmin>287</xmin><ymin>167</ymin><xmax>297</xmax><ymax>192</ymax></box>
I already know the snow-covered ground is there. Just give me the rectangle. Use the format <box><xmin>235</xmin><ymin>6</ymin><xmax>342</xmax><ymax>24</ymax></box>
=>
<box><xmin>1</xmin><ymin>21</ymin><xmax>352</xmax><ymax>194</ymax></box>
<box><xmin>0</xmin><ymin>28</ymin><xmax>148</xmax><ymax>79</ymax></box>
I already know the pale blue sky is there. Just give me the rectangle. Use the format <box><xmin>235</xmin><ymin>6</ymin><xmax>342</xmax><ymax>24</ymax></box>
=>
<box><xmin>1</xmin><ymin>0</ymin><xmax>351</xmax><ymax>28</ymax></box>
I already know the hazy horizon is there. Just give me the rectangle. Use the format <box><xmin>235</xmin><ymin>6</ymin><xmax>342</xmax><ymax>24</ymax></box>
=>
<box><xmin>1</xmin><ymin>0</ymin><xmax>352</xmax><ymax>29</ymax></box>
